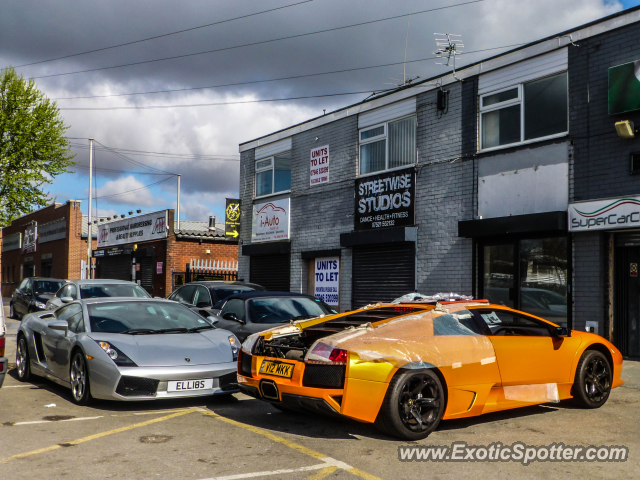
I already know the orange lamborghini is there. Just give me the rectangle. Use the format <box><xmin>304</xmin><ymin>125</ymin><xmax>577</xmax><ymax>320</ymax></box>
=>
<box><xmin>236</xmin><ymin>300</ymin><xmax>623</xmax><ymax>440</ymax></box>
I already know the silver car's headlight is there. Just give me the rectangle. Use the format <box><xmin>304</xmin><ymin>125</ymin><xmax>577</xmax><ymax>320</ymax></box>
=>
<box><xmin>34</xmin><ymin>301</ymin><xmax>47</xmax><ymax>309</ymax></box>
<box><xmin>228</xmin><ymin>336</ymin><xmax>239</xmax><ymax>361</ymax></box>
<box><xmin>95</xmin><ymin>341</ymin><xmax>138</xmax><ymax>367</ymax></box>
<box><xmin>241</xmin><ymin>333</ymin><xmax>260</xmax><ymax>355</ymax></box>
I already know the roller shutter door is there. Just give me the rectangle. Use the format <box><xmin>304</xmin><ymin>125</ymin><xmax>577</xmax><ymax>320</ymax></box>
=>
<box><xmin>352</xmin><ymin>243</ymin><xmax>415</xmax><ymax>309</ymax></box>
<box><xmin>250</xmin><ymin>254</ymin><xmax>290</xmax><ymax>291</ymax></box>
<box><xmin>139</xmin><ymin>257</ymin><xmax>155</xmax><ymax>293</ymax></box>
<box><xmin>96</xmin><ymin>255</ymin><xmax>131</xmax><ymax>281</ymax></box>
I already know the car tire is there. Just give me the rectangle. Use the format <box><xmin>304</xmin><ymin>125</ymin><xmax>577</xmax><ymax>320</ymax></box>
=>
<box><xmin>9</xmin><ymin>303</ymin><xmax>21</xmax><ymax>320</ymax></box>
<box><xmin>16</xmin><ymin>336</ymin><xmax>32</xmax><ymax>382</ymax></box>
<box><xmin>375</xmin><ymin>368</ymin><xmax>445</xmax><ymax>441</ymax></box>
<box><xmin>572</xmin><ymin>350</ymin><xmax>612</xmax><ymax>408</ymax></box>
<box><xmin>70</xmin><ymin>351</ymin><xmax>92</xmax><ymax>406</ymax></box>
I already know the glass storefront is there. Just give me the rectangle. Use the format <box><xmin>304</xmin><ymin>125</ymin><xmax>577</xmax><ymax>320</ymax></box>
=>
<box><xmin>482</xmin><ymin>236</ymin><xmax>568</xmax><ymax>327</ymax></box>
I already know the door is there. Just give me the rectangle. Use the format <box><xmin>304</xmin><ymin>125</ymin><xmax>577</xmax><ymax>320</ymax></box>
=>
<box><xmin>250</xmin><ymin>255</ymin><xmax>290</xmax><ymax>291</ymax></box>
<box><xmin>42</xmin><ymin>304</ymin><xmax>83</xmax><ymax>380</ymax></box>
<box><xmin>352</xmin><ymin>243</ymin><xmax>415</xmax><ymax>309</ymax></box>
<box><xmin>615</xmin><ymin>246</ymin><xmax>640</xmax><ymax>357</ymax></box>
<box><xmin>96</xmin><ymin>255</ymin><xmax>131</xmax><ymax>281</ymax></box>
<box><xmin>482</xmin><ymin>244</ymin><xmax>515</xmax><ymax>307</ymax></box>
<box><xmin>471</xmin><ymin>307</ymin><xmax>581</xmax><ymax>386</ymax></box>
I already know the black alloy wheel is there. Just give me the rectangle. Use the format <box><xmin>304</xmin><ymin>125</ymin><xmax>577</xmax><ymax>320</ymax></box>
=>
<box><xmin>573</xmin><ymin>350</ymin><xmax>612</xmax><ymax>408</ymax></box>
<box><xmin>375</xmin><ymin>369</ymin><xmax>445</xmax><ymax>440</ymax></box>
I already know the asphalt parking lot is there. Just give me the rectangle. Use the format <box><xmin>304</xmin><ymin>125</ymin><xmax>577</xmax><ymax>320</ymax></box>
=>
<box><xmin>2</xmin><ymin>306</ymin><xmax>640</xmax><ymax>480</ymax></box>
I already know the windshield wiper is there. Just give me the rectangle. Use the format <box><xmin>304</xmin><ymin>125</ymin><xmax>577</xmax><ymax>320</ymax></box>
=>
<box><xmin>120</xmin><ymin>328</ymin><xmax>157</xmax><ymax>335</ymax></box>
<box><xmin>157</xmin><ymin>328</ymin><xmax>189</xmax><ymax>334</ymax></box>
<box><xmin>187</xmin><ymin>325</ymin><xmax>215</xmax><ymax>333</ymax></box>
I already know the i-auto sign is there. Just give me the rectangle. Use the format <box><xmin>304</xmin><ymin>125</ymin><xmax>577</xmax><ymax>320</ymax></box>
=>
<box><xmin>97</xmin><ymin>210</ymin><xmax>168</xmax><ymax>247</ymax></box>
<box><xmin>355</xmin><ymin>167</ymin><xmax>415</xmax><ymax>230</ymax></box>
<box><xmin>569</xmin><ymin>197</ymin><xmax>640</xmax><ymax>231</ymax></box>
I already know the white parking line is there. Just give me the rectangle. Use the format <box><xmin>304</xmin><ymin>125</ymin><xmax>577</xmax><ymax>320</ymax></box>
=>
<box><xmin>12</xmin><ymin>416</ymin><xmax>103</xmax><ymax>426</ymax></box>
<box><xmin>197</xmin><ymin>464</ymin><xmax>328</xmax><ymax>480</ymax></box>
<box><xmin>2</xmin><ymin>385</ymin><xmax>41</xmax><ymax>388</ymax></box>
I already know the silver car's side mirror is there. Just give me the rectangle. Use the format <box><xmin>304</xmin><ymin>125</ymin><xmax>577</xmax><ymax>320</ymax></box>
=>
<box><xmin>61</xmin><ymin>297</ymin><xmax>74</xmax><ymax>304</ymax></box>
<box><xmin>49</xmin><ymin>320</ymin><xmax>69</xmax><ymax>336</ymax></box>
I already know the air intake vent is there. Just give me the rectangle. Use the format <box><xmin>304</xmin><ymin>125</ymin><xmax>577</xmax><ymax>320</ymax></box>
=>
<box><xmin>115</xmin><ymin>376</ymin><xmax>159</xmax><ymax>397</ymax></box>
<box><xmin>302</xmin><ymin>364</ymin><xmax>346</xmax><ymax>389</ymax></box>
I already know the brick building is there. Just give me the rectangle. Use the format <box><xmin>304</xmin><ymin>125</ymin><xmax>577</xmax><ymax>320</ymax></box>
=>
<box><xmin>1</xmin><ymin>204</ymin><xmax>239</xmax><ymax>299</ymax></box>
<box><xmin>237</xmin><ymin>7</ymin><xmax>640</xmax><ymax>357</ymax></box>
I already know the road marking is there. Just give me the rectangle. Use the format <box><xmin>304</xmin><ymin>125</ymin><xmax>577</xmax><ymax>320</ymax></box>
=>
<box><xmin>305</xmin><ymin>466</ymin><xmax>338</xmax><ymax>479</ymax></box>
<box><xmin>0</xmin><ymin>408</ymin><xmax>195</xmax><ymax>464</ymax></box>
<box><xmin>112</xmin><ymin>407</ymin><xmax>207</xmax><ymax>417</ymax></box>
<box><xmin>203</xmin><ymin>411</ymin><xmax>384</xmax><ymax>480</ymax></box>
<box><xmin>198</xmin><ymin>464</ymin><xmax>329</xmax><ymax>480</ymax></box>
<box><xmin>2</xmin><ymin>385</ymin><xmax>41</xmax><ymax>388</ymax></box>
<box><xmin>11</xmin><ymin>416</ymin><xmax>103</xmax><ymax>426</ymax></box>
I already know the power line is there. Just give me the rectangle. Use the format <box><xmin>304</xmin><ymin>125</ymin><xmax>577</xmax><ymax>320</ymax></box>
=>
<box><xmin>30</xmin><ymin>0</ymin><xmax>483</xmax><ymax>80</ymax></box>
<box><xmin>85</xmin><ymin>176</ymin><xmax>175</xmax><ymax>201</ymax></box>
<box><xmin>72</xmin><ymin>164</ymin><xmax>178</xmax><ymax>175</ymax></box>
<box><xmin>54</xmin><ymin>43</ymin><xmax>525</xmax><ymax>101</ymax></box>
<box><xmin>68</xmin><ymin>142</ymin><xmax>239</xmax><ymax>159</ymax></box>
<box><xmin>93</xmin><ymin>140</ymin><xmax>177</xmax><ymax>175</ymax></box>
<box><xmin>10</xmin><ymin>1</ymin><xmax>315</xmax><ymax>69</ymax></box>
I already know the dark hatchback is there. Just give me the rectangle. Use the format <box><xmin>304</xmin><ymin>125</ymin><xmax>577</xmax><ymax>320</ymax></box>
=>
<box><xmin>167</xmin><ymin>281</ymin><xmax>266</xmax><ymax>313</ymax></box>
<box><xmin>10</xmin><ymin>277</ymin><xmax>66</xmax><ymax>319</ymax></box>
<box><xmin>208</xmin><ymin>291</ymin><xmax>337</xmax><ymax>342</ymax></box>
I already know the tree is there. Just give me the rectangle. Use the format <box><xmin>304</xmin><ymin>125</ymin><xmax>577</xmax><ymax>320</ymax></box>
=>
<box><xmin>0</xmin><ymin>67</ymin><xmax>76</xmax><ymax>226</ymax></box>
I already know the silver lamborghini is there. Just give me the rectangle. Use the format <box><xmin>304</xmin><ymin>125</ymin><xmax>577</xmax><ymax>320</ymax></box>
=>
<box><xmin>15</xmin><ymin>298</ymin><xmax>240</xmax><ymax>404</ymax></box>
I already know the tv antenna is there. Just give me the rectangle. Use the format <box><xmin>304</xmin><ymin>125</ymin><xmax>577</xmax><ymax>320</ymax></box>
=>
<box><xmin>384</xmin><ymin>17</ymin><xmax>420</xmax><ymax>87</ymax></box>
<box><xmin>433</xmin><ymin>33</ymin><xmax>464</xmax><ymax>81</ymax></box>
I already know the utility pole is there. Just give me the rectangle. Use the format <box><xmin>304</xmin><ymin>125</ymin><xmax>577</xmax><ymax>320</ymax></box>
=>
<box><xmin>176</xmin><ymin>174</ymin><xmax>181</xmax><ymax>232</ymax></box>
<box><xmin>87</xmin><ymin>138</ymin><xmax>94</xmax><ymax>279</ymax></box>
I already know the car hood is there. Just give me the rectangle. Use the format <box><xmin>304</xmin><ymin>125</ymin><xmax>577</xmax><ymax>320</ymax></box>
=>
<box><xmin>88</xmin><ymin>329</ymin><xmax>235</xmax><ymax>367</ymax></box>
<box><xmin>34</xmin><ymin>293</ymin><xmax>54</xmax><ymax>303</ymax></box>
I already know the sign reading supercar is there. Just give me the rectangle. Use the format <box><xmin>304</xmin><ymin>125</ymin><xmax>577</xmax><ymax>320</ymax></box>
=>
<box><xmin>569</xmin><ymin>197</ymin><xmax>640</xmax><ymax>232</ymax></box>
<box><xmin>355</xmin><ymin>167</ymin><xmax>415</xmax><ymax>230</ymax></box>
<box><xmin>97</xmin><ymin>210</ymin><xmax>168</xmax><ymax>247</ymax></box>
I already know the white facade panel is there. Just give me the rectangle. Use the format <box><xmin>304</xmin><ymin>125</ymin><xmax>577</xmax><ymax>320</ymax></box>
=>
<box><xmin>479</xmin><ymin>162</ymin><xmax>568</xmax><ymax>219</ymax></box>
<box><xmin>255</xmin><ymin>138</ymin><xmax>292</xmax><ymax>160</ymax></box>
<box><xmin>358</xmin><ymin>98</ymin><xmax>416</xmax><ymax>129</ymax></box>
<box><xmin>478</xmin><ymin>48</ymin><xmax>568</xmax><ymax>95</ymax></box>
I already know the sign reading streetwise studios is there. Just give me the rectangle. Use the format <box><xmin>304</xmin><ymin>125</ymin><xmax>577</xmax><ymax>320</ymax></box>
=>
<box><xmin>569</xmin><ymin>197</ymin><xmax>640</xmax><ymax>232</ymax></box>
<box><xmin>251</xmin><ymin>198</ymin><xmax>290</xmax><ymax>243</ymax></box>
<box><xmin>97</xmin><ymin>210</ymin><xmax>168</xmax><ymax>248</ymax></box>
<box><xmin>355</xmin><ymin>167</ymin><xmax>415</xmax><ymax>230</ymax></box>
<box><xmin>225</xmin><ymin>198</ymin><xmax>241</xmax><ymax>239</ymax></box>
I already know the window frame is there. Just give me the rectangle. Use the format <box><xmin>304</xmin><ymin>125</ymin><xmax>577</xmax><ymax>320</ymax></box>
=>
<box><xmin>470</xmin><ymin>307</ymin><xmax>554</xmax><ymax>337</ymax></box>
<box><xmin>478</xmin><ymin>72</ymin><xmax>569</xmax><ymax>153</ymax></box>
<box><xmin>192</xmin><ymin>285</ymin><xmax>212</xmax><ymax>307</ymax></box>
<box><xmin>358</xmin><ymin>114</ymin><xmax>417</xmax><ymax>176</ymax></box>
<box><xmin>254</xmin><ymin>153</ymin><xmax>292</xmax><ymax>199</ymax></box>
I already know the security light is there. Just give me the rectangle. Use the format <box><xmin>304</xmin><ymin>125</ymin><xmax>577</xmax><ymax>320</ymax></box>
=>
<box><xmin>615</xmin><ymin>120</ymin><xmax>636</xmax><ymax>138</ymax></box>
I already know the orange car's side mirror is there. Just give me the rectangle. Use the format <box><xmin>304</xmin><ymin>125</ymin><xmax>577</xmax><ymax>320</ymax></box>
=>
<box><xmin>553</xmin><ymin>326</ymin><xmax>569</xmax><ymax>338</ymax></box>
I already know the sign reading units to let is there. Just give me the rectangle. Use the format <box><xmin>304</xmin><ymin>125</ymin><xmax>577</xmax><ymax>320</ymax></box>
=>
<box><xmin>314</xmin><ymin>256</ymin><xmax>339</xmax><ymax>306</ymax></box>
<box><xmin>225</xmin><ymin>198</ymin><xmax>241</xmax><ymax>239</ymax></box>
<box><xmin>39</xmin><ymin>218</ymin><xmax>66</xmax><ymax>243</ymax></box>
<box><xmin>569</xmin><ymin>197</ymin><xmax>640</xmax><ymax>231</ymax></box>
<box><xmin>609</xmin><ymin>60</ymin><xmax>640</xmax><ymax>115</ymax></box>
<box><xmin>97</xmin><ymin>210</ymin><xmax>168</xmax><ymax>247</ymax></box>
<box><xmin>251</xmin><ymin>198</ymin><xmax>289</xmax><ymax>243</ymax></box>
<box><xmin>310</xmin><ymin>145</ymin><xmax>329</xmax><ymax>185</ymax></box>
<box><xmin>2</xmin><ymin>232</ymin><xmax>21</xmax><ymax>252</ymax></box>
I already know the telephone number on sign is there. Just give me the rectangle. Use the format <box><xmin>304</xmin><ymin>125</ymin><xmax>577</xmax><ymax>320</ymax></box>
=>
<box><xmin>372</xmin><ymin>220</ymin><xmax>395</xmax><ymax>228</ymax></box>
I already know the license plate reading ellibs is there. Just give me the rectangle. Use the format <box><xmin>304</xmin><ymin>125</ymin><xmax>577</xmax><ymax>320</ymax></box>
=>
<box><xmin>168</xmin><ymin>378</ymin><xmax>214</xmax><ymax>392</ymax></box>
<box><xmin>261</xmin><ymin>361</ymin><xmax>294</xmax><ymax>378</ymax></box>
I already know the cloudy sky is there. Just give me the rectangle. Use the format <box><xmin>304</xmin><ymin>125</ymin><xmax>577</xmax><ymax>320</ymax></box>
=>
<box><xmin>2</xmin><ymin>0</ymin><xmax>638</xmax><ymax>223</ymax></box>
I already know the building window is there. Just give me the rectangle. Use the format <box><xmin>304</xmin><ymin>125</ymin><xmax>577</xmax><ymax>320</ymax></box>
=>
<box><xmin>480</xmin><ymin>72</ymin><xmax>568</xmax><ymax>150</ymax></box>
<box><xmin>255</xmin><ymin>152</ymin><xmax>291</xmax><ymax>197</ymax></box>
<box><xmin>359</xmin><ymin>115</ymin><xmax>416</xmax><ymax>175</ymax></box>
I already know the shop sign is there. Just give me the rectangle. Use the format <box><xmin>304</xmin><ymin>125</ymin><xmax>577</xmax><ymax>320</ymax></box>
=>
<box><xmin>310</xmin><ymin>145</ymin><xmax>329</xmax><ymax>186</ymax></box>
<box><xmin>251</xmin><ymin>198</ymin><xmax>290</xmax><ymax>243</ymax></box>
<box><xmin>609</xmin><ymin>60</ymin><xmax>640</xmax><ymax>115</ymax></box>
<box><xmin>2</xmin><ymin>232</ymin><xmax>21</xmax><ymax>252</ymax></box>
<box><xmin>39</xmin><ymin>218</ymin><xmax>66</xmax><ymax>243</ymax></box>
<box><xmin>23</xmin><ymin>223</ymin><xmax>37</xmax><ymax>253</ymax></box>
<box><xmin>225</xmin><ymin>198</ymin><xmax>241</xmax><ymax>239</ymax></box>
<box><xmin>355</xmin><ymin>167</ymin><xmax>415</xmax><ymax>230</ymax></box>
<box><xmin>631</xmin><ymin>263</ymin><xmax>638</xmax><ymax>277</ymax></box>
<box><xmin>97</xmin><ymin>210</ymin><xmax>168</xmax><ymax>247</ymax></box>
<box><xmin>157</xmin><ymin>262</ymin><xmax>163</xmax><ymax>274</ymax></box>
<box><xmin>314</xmin><ymin>256</ymin><xmax>339</xmax><ymax>306</ymax></box>
<box><xmin>569</xmin><ymin>196</ymin><xmax>640</xmax><ymax>232</ymax></box>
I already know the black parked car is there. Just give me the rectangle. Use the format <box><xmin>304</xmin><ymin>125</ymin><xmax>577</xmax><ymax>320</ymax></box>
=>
<box><xmin>208</xmin><ymin>291</ymin><xmax>337</xmax><ymax>342</ymax></box>
<box><xmin>167</xmin><ymin>281</ymin><xmax>266</xmax><ymax>314</ymax></box>
<box><xmin>9</xmin><ymin>277</ymin><xmax>66</xmax><ymax>319</ymax></box>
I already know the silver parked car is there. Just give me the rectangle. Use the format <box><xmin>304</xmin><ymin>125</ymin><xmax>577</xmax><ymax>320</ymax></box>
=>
<box><xmin>16</xmin><ymin>298</ymin><xmax>239</xmax><ymax>404</ymax></box>
<box><xmin>0</xmin><ymin>302</ymin><xmax>7</xmax><ymax>388</ymax></box>
<box><xmin>47</xmin><ymin>279</ymin><xmax>150</xmax><ymax>311</ymax></box>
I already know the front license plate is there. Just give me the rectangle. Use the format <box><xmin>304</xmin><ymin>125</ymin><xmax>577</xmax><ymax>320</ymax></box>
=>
<box><xmin>167</xmin><ymin>378</ymin><xmax>214</xmax><ymax>392</ymax></box>
<box><xmin>260</xmin><ymin>360</ymin><xmax>294</xmax><ymax>378</ymax></box>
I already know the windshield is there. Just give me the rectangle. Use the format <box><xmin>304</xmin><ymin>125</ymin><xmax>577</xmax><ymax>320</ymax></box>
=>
<box><xmin>80</xmin><ymin>284</ymin><xmax>151</xmax><ymax>299</ymax></box>
<box><xmin>88</xmin><ymin>301</ymin><xmax>212</xmax><ymax>333</ymax></box>
<box><xmin>213</xmin><ymin>286</ymin><xmax>256</xmax><ymax>302</ymax></box>
<box><xmin>33</xmin><ymin>281</ymin><xmax>64</xmax><ymax>294</ymax></box>
<box><xmin>248</xmin><ymin>297</ymin><xmax>334</xmax><ymax>324</ymax></box>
